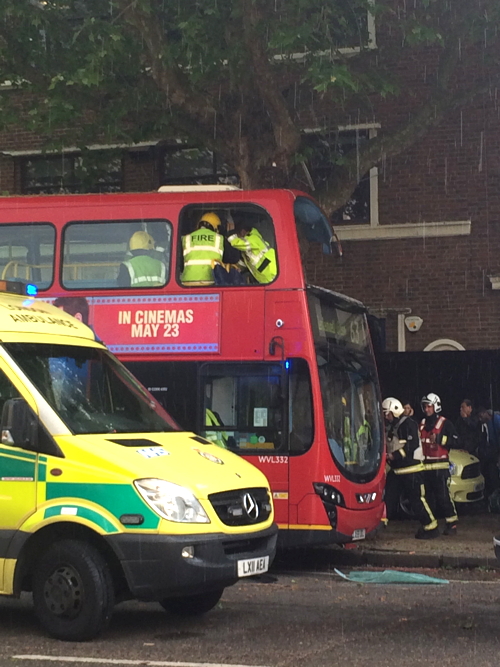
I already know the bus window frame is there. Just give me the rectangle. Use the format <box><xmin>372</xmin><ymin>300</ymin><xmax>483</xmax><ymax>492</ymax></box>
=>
<box><xmin>177</xmin><ymin>202</ymin><xmax>279</xmax><ymax>288</ymax></box>
<box><xmin>60</xmin><ymin>218</ymin><xmax>173</xmax><ymax>291</ymax></box>
<box><xmin>198</xmin><ymin>361</ymin><xmax>287</xmax><ymax>454</ymax></box>
<box><xmin>0</xmin><ymin>221</ymin><xmax>56</xmax><ymax>292</ymax></box>
<box><xmin>197</xmin><ymin>358</ymin><xmax>314</xmax><ymax>456</ymax></box>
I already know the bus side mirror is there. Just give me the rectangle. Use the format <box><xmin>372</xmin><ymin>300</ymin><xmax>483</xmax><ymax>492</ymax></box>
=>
<box><xmin>1</xmin><ymin>398</ymin><xmax>38</xmax><ymax>450</ymax></box>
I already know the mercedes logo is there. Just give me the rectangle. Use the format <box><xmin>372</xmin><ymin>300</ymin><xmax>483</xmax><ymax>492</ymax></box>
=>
<box><xmin>242</xmin><ymin>493</ymin><xmax>259</xmax><ymax>521</ymax></box>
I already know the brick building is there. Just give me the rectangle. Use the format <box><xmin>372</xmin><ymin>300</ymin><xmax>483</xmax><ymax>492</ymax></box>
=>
<box><xmin>0</xmin><ymin>4</ymin><xmax>499</xmax><ymax>371</ymax></box>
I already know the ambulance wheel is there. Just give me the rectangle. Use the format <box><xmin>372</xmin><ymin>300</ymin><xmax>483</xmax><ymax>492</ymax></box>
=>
<box><xmin>160</xmin><ymin>588</ymin><xmax>224</xmax><ymax>615</ymax></box>
<box><xmin>32</xmin><ymin>539</ymin><xmax>115</xmax><ymax>641</ymax></box>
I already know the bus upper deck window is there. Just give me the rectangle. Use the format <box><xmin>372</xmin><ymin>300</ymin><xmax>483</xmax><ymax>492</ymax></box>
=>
<box><xmin>178</xmin><ymin>204</ymin><xmax>277</xmax><ymax>287</ymax></box>
<box><xmin>62</xmin><ymin>220</ymin><xmax>172</xmax><ymax>290</ymax></box>
<box><xmin>0</xmin><ymin>223</ymin><xmax>55</xmax><ymax>291</ymax></box>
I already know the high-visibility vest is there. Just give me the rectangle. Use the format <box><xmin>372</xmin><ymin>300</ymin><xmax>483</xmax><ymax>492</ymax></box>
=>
<box><xmin>419</xmin><ymin>416</ymin><xmax>450</xmax><ymax>470</ymax></box>
<box><xmin>122</xmin><ymin>255</ymin><xmax>166</xmax><ymax>287</ymax></box>
<box><xmin>227</xmin><ymin>229</ymin><xmax>277</xmax><ymax>284</ymax></box>
<box><xmin>205</xmin><ymin>408</ymin><xmax>228</xmax><ymax>449</ymax></box>
<box><xmin>181</xmin><ymin>230</ymin><xmax>224</xmax><ymax>285</ymax></box>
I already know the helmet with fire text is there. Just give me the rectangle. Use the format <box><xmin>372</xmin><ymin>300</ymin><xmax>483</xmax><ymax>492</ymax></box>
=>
<box><xmin>199</xmin><ymin>212</ymin><xmax>222</xmax><ymax>231</ymax></box>
<box><xmin>382</xmin><ymin>397</ymin><xmax>404</xmax><ymax>419</ymax></box>
<box><xmin>421</xmin><ymin>393</ymin><xmax>442</xmax><ymax>414</ymax></box>
<box><xmin>129</xmin><ymin>231</ymin><xmax>155</xmax><ymax>251</ymax></box>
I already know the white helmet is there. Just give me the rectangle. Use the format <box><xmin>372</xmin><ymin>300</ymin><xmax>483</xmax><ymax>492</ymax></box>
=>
<box><xmin>382</xmin><ymin>397</ymin><xmax>404</xmax><ymax>419</ymax></box>
<box><xmin>421</xmin><ymin>392</ymin><xmax>442</xmax><ymax>413</ymax></box>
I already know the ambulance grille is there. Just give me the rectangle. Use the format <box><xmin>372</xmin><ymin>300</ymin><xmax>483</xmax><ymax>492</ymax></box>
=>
<box><xmin>208</xmin><ymin>487</ymin><xmax>272</xmax><ymax>526</ymax></box>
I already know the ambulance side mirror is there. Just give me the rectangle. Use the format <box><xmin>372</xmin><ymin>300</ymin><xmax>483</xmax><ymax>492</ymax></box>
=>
<box><xmin>1</xmin><ymin>398</ymin><xmax>39</xmax><ymax>450</ymax></box>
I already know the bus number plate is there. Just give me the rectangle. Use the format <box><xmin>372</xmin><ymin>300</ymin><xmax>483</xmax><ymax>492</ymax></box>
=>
<box><xmin>237</xmin><ymin>556</ymin><xmax>270</xmax><ymax>577</ymax></box>
<box><xmin>352</xmin><ymin>529</ymin><xmax>366</xmax><ymax>541</ymax></box>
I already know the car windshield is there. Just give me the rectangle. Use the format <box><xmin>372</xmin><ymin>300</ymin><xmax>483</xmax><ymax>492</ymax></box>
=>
<box><xmin>4</xmin><ymin>342</ymin><xmax>179</xmax><ymax>435</ymax></box>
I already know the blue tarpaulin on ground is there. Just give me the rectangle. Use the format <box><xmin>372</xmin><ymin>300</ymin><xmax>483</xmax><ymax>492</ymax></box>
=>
<box><xmin>334</xmin><ymin>568</ymin><xmax>449</xmax><ymax>585</ymax></box>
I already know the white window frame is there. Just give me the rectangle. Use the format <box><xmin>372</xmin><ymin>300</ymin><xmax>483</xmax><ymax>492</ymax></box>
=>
<box><xmin>274</xmin><ymin>0</ymin><xmax>376</xmax><ymax>62</ymax></box>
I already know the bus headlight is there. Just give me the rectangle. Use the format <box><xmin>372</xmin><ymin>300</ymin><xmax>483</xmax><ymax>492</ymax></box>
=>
<box><xmin>313</xmin><ymin>483</ymin><xmax>345</xmax><ymax>507</ymax></box>
<box><xmin>134</xmin><ymin>478</ymin><xmax>210</xmax><ymax>523</ymax></box>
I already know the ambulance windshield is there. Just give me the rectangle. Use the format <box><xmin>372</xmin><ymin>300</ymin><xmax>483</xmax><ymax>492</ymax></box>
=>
<box><xmin>4</xmin><ymin>343</ymin><xmax>179</xmax><ymax>435</ymax></box>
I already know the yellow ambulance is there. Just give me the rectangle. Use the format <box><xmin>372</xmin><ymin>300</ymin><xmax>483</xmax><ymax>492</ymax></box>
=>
<box><xmin>0</xmin><ymin>281</ymin><xmax>277</xmax><ymax>641</ymax></box>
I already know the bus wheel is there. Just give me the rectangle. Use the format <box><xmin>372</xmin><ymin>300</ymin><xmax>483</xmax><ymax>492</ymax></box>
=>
<box><xmin>32</xmin><ymin>539</ymin><xmax>115</xmax><ymax>641</ymax></box>
<box><xmin>160</xmin><ymin>588</ymin><xmax>224</xmax><ymax>616</ymax></box>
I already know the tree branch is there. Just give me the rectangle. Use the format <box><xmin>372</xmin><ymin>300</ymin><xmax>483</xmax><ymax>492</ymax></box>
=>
<box><xmin>239</xmin><ymin>0</ymin><xmax>301</xmax><ymax>164</ymax></box>
<box><xmin>114</xmin><ymin>0</ymin><xmax>217</xmax><ymax>124</ymax></box>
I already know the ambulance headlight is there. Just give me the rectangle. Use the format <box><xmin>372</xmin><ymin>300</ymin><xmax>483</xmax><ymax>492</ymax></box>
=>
<box><xmin>134</xmin><ymin>479</ymin><xmax>210</xmax><ymax>523</ymax></box>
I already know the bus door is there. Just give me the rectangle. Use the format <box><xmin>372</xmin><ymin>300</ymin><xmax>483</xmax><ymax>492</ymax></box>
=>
<box><xmin>198</xmin><ymin>363</ymin><xmax>289</xmax><ymax>527</ymax></box>
<box><xmin>284</xmin><ymin>358</ymin><xmax>316</xmax><ymax>533</ymax></box>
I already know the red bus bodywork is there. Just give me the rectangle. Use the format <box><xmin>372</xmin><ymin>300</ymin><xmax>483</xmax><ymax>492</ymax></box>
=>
<box><xmin>0</xmin><ymin>188</ymin><xmax>385</xmax><ymax>547</ymax></box>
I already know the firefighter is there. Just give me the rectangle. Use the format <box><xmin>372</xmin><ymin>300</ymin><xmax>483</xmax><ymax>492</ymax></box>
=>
<box><xmin>383</xmin><ymin>397</ymin><xmax>439</xmax><ymax>540</ymax></box>
<box><xmin>117</xmin><ymin>231</ymin><xmax>166</xmax><ymax>287</ymax></box>
<box><xmin>180</xmin><ymin>212</ymin><xmax>225</xmax><ymax>286</ymax></box>
<box><xmin>227</xmin><ymin>221</ymin><xmax>277</xmax><ymax>284</ymax></box>
<box><xmin>419</xmin><ymin>392</ymin><xmax>459</xmax><ymax>535</ymax></box>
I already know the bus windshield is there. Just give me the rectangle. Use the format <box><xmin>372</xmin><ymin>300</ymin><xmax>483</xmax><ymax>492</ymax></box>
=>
<box><xmin>4</xmin><ymin>343</ymin><xmax>179</xmax><ymax>435</ymax></box>
<box><xmin>308</xmin><ymin>289</ymin><xmax>383</xmax><ymax>483</ymax></box>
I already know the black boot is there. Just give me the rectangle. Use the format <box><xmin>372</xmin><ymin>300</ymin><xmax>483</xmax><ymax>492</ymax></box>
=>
<box><xmin>415</xmin><ymin>526</ymin><xmax>440</xmax><ymax>540</ymax></box>
<box><xmin>443</xmin><ymin>523</ymin><xmax>457</xmax><ymax>536</ymax></box>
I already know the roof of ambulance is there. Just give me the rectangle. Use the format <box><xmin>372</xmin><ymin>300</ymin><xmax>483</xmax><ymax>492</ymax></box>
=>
<box><xmin>0</xmin><ymin>293</ymin><xmax>96</xmax><ymax>342</ymax></box>
<box><xmin>0</xmin><ymin>188</ymin><xmax>309</xmax><ymax>213</ymax></box>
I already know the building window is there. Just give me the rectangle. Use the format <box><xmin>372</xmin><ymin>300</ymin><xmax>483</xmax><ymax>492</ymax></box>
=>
<box><xmin>21</xmin><ymin>152</ymin><xmax>123</xmax><ymax>194</ymax></box>
<box><xmin>304</xmin><ymin>127</ymin><xmax>378</xmax><ymax>226</ymax></box>
<box><xmin>274</xmin><ymin>0</ymin><xmax>376</xmax><ymax>60</ymax></box>
<box><xmin>161</xmin><ymin>147</ymin><xmax>238</xmax><ymax>186</ymax></box>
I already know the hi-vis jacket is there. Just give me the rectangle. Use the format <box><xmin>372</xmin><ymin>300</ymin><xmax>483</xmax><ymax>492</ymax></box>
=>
<box><xmin>387</xmin><ymin>416</ymin><xmax>424</xmax><ymax>475</ymax></box>
<box><xmin>122</xmin><ymin>254</ymin><xmax>166</xmax><ymax>287</ymax></box>
<box><xmin>205</xmin><ymin>408</ymin><xmax>229</xmax><ymax>449</ymax></box>
<box><xmin>227</xmin><ymin>229</ymin><xmax>277</xmax><ymax>284</ymax></box>
<box><xmin>181</xmin><ymin>229</ymin><xmax>224</xmax><ymax>285</ymax></box>
<box><xmin>419</xmin><ymin>414</ymin><xmax>458</xmax><ymax>470</ymax></box>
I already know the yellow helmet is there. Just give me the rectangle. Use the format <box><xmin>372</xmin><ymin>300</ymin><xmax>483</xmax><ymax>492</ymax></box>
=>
<box><xmin>129</xmin><ymin>231</ymin><xmax>155</xmax><ymax>251</ymax></box>
<box><xmin>199</xmin><ymin>212</ymin><xmax>221</xmax><ymax>230</ymax></box>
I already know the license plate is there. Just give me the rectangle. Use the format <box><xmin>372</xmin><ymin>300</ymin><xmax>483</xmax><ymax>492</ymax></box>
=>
<box><xmin>352</xmin><ymin>528</ymin><xmax>366</xmax><ymax>541</ymax></box>
<box><xmin>237</xmin><ymin>556</ymin><xmax>269</xmax><ymax>578</ymax></box>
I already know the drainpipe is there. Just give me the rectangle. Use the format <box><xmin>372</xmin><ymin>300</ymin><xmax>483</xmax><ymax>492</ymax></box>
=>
<box><xmin>397</xmin><ymin>313</ymin><xmax>406</xmax><ymax>352</ymax></box>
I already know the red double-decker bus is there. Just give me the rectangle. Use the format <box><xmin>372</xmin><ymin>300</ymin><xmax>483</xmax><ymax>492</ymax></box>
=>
<box><xmin>0</xmin><ymin>186</ymin><xmax>385</xmax><ymax>547</ymax></box>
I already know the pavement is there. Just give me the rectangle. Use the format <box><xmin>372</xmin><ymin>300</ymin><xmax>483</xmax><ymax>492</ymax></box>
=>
<box><xmin>274</xmin><ymin>510</ymin><xmax>500</xmax><ymax>572</ymax></box>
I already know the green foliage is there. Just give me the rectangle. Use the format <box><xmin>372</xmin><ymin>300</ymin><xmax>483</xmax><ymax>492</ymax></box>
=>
<box><xmin>0</xmin><ymin>0</ymin><xmax>499</xmax><ymax>190</ymax></box>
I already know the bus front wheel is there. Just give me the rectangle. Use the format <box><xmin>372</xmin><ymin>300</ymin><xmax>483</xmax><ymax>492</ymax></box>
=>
<box><xmin>32</xmin><ymin>539</ymin><xmax>115</xmax><ymax>641</ymax></box>
<box><xmin>160</xmin><ymin>588</ymin><xmax>224</xmax><ymax>615</ymax></box>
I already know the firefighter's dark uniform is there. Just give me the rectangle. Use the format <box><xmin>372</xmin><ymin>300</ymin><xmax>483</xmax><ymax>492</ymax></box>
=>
<box><xmin>419</xmin><ymin>413</ymin><xmax>459</xmax><ymax>527</ymax></box>
<box><xmin>388</xmin><ymin>416</ymin><xmax>437</xmax><ymax>532</ymax></box>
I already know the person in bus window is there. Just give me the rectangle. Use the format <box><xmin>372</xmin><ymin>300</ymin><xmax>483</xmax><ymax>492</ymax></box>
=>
<box><xmin>226</xmin><ymin>219</ymin><xmax>277</xmax><ymax>284</ymax></box>
<box><xmin>181</xmin><ymin>212</ymin><xmax>241</xmax><ymax>286</ymax></box>
<box><xmin>205</xmin><ymin>407</ymin><xmax>229</xmax><ymax>449</ymax></box>
<box><xmin>117</xmin><ymin>231</ymin><xmax>166</xmax><ymax>288</ymax></box>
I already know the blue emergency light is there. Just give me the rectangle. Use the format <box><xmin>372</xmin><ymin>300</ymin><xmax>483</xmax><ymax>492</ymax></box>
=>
<box><xmin>0</xmin><ymin>280</ymin><xmax>38</xmax><ymax>296</ymax></box>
